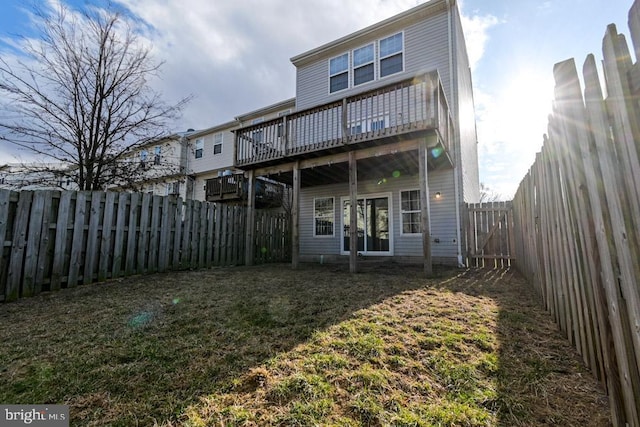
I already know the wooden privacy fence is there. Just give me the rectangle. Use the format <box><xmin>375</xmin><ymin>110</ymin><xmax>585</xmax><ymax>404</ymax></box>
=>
<box><xmin>512</xmin><ymin>3</ymin><xmax>640</xmax><ymax>425</ymax></box>
<box><xmin>465</xmin><ymin>201</ymin><xmax>514</xmax><ymax>268</ymax></box>
<box><xmin>0</xmin><ymin>190</ymin><xmax>291</xmax><ymax>302</ymax></box>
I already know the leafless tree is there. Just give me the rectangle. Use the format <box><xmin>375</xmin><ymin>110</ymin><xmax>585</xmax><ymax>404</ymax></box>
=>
<box><xmin>479</xmin><ymin>182</ymin><xmax>502</xmax><ymax>203</ymax></box>
<box><xmin>0</xmin><ymin>3</ymin><xmax>190</xmax><ymax>190</ymax></box>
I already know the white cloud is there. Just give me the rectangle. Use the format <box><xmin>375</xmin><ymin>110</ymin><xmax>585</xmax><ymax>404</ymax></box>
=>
<box><xmin>113</xmin><ymin>0</ymin><xmax>426</xmax><ymax>130</ymax></box>
<box><xmin>458</xmin><ymin>7</ymin><xmax>500</xmax><ymax>72</ymax></box>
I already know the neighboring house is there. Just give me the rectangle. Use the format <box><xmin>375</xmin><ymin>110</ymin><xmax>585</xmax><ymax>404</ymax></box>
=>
<box><xmin>232</xmin><ymin>0</ymin><xmax>479</xmax><ymax>270</ymax></box>
<box><xmin>197</xmin><ymin>98</ymin><xmax>295</xmax><ymax>207</ymax></box>
<box><xmin>107</xmin><ymin>131</ymin><xmax>192</xmax><ymax>199</ymax></box>
<box><xmin>0</xmin><ymin>163</ymin><xmax>78</xmax><ymax>191</ymax></box>
<box><xmin>186</xmin><ymin>120</ymin><xmax>239</xmax><ymax>202</ymax></box>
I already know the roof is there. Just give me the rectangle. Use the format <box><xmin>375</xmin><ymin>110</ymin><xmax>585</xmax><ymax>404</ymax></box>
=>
<box><xmin>290</xmin><ymin>0</ymin><xmax>453</xmax><ymax>67</ymax></box>
<box><xmin>187</xmin><ymin>120</ymin><xmax>239</xmax><ymax>139</ymax></box>
<box><xmin>235</xmin><ymin>97</ymin><xmax>296</xmax><ymax>124</ymax></box>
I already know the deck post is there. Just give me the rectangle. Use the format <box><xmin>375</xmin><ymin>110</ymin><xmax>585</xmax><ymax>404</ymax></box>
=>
<box><xmin>349</xmin><ymin>151</ymin><xmax>358</xmax><ymax>273</ymax></box>
<box><xmin>291</xmin><ymin>161</ymin><xmax>300</xmax><ymax>269</ymax></box>
<box><xmin>245</xmin><ymin>170</ymin><xmax>256</xmax><ymax>266</ymax></box>
<box><xmin>419</xmin><ymin>141</ymin><xmax>433</xmax><ymax>276</ymax></box>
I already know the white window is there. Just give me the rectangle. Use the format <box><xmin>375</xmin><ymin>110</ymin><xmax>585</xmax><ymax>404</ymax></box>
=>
<box><xmin>379</xmin><ymin>32</ymin><xmax>403</xmax><ymax>78</ymax></box>
<box><xmin>314</xmin><ymin>197</ymin><xmax>334</xmax><ymax>236</ymax></box>
<box><xmin>166</xmin><ymin>181</ymin><xmax>180</xmax><ymax>195</ymax></box>
<box><xmin>194</xmin><ymin>138</ymin><xmax>203</xmax><ymax>159</ymax></box>
<box><xmin>400</xmin><ymin>190</ymin><xmax>421</xmax><ymax>234</ymax></box>
<box><xmin>252</xmin><ymin>118</ymin><xmax>264</xmax><ymax>144</ymax></box>
<box><xmin>353</xmin><ymin>43</ymin><xmax>374</xmax><ymax>86</ymax></box>
<box><xmin>329</xmin><ymin>53</ymin><xmax>349</xmax><ymax>93</ymax></box>
<box><xmin>213</xmin><ymin>133</ymin><xmax>223</xmax><ymax>155</ymax></box>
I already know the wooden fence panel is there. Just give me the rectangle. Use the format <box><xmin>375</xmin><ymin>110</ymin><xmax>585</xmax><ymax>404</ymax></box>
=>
<box><xmin>465</xmin><ymin>201</ymin><xmax>514</xmax><ymax>268</ymax></box>
<box><xmin>0</xmin><ymin>190</ymin><xmax>14</xmax><ymax>300</ymax></box>
<box><xmin>512</xmin><ymin>4</ymin><xmax>640</xmax><ymax>424</ymax></box>
<box><xmin>0</xmin><ymin>190</ymin><xmax>291</xmax><ymax>304</ymax></box>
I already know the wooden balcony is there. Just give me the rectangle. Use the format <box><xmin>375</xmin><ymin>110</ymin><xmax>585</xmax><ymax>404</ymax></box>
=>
<box><xmin>205</xmin><ymin>173</ymin><xmax>284</xmax><ymax>208</ymax></box>
<box><xmin>235</xmin><ymin>71</ymin><xmax>453</xmax><ymax>169</ymax></box>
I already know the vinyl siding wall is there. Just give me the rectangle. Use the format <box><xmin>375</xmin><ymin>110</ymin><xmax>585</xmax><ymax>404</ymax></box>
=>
<box><xmin>452</xmin><ymin>7</ymin><xmax>480</xmax><ymax>203</ymax></box>
<box><xmin>299</xmin><ymin>167</ymin><xmax>458</xmax><ymax>263</ymax></box>
<box><xmin>188</xmin><ymin>128</ymin><xmax>236</xmax><ymax>175</ymax></box>
<box><xmin>295</xmin><ymin>11</ymin><xmax>452</xmax><ymax>112</ymax></box>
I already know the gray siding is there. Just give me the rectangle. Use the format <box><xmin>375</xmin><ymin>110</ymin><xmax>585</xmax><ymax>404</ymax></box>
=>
<box><xmin>452</xmin><ymin>7</ymin><xmax>480</xmax><ymax>203</ymax></box>
<box><xmin>188</xmin><ymin>128</ymin><xmax>236</xmax><ymax>174</ymax></box>
<box><xmin>299</xmin><ymin>168</ymin><xmax>457</xmax><ymax>262</ymax></box>
<box><xmin>295</xmin><ymin>11</ymin><xmax>452</xmax><ymax>111</ymax></box>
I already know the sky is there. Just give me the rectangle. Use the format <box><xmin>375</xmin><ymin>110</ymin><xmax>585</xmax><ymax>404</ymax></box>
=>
<box><xmin>0</xmin><ymin>0</ymin><xmax>634</xmax><ymax>199</ymax></box>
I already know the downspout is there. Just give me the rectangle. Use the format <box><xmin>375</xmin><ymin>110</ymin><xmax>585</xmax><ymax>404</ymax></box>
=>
<box><xmin>447</xmin><ymin>0</ymin><xmax>464</xmax><ymax>267</ymax></box>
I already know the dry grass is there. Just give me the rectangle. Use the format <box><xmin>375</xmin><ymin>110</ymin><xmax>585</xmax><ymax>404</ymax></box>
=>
<box><xmin>0</xmin><ymin>263</ymin><xmax>610</xmax><ymax>426</ymax></box>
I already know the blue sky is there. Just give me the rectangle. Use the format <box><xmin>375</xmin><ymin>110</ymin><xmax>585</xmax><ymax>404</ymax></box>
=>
<box><xmin>0</xmin><ymin>0</ymin><xmax>633</xmax><ymax>198</ymax></box>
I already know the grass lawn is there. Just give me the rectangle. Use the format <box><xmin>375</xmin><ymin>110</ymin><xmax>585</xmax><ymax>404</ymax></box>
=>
<box><xmin>0</xmin><ymin>263</ymin><xmax>609</xmax><ymax>426</ymax></box>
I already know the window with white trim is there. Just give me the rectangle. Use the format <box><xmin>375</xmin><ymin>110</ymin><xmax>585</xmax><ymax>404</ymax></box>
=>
<box><xmin>400</xmin><ymin>190</ymin><xmax>421</xmax><ymax>234</ymax></box>
<box><xmin>379</xmin><ymin>32</ymin><xmax>403</xmax><ymax>78</ymax></box>
<box><xmin>314</xmin><ymin>197</ymin><xmax>335</xmax><ymax>236</ymax></box>
<box><xmin>213</xmin><ymin>133</ymin><xmax>223</xmax><ymax>155</ymax></box>
<box><xmin>353</xmin><ymin>43</ymin><xmax>374</xmax><ymax>86</ymax></box>
<box><xmin>252</xmin><ymin>118</ymin><xmax>264</xmax><ymax>143</ymax></box>
<box><xmin>329</xmin><ymin>53</ymin><xmax>349</xmax><ymax>93</ymax></box>
<box><xmin>154</xmin><ymin>146</ymin><xmax>161</xmax><ymax>165</ymax></box>
<box><xmin>194</xmin><ymin>138</ymin><xmax>204</xmax><ymax>158</ymax></box>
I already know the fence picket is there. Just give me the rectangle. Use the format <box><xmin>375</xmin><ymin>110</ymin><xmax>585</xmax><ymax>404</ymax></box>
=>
<box><xmin>125</xmin><ymin>193</ymin><xmax>139</xmax><ymax>275</ymax></box>
<box><xmin>1</xmin><ymin>192</ymin><xmax>291</xmax><ymax>303</ymax></box>
<box><xmin>511</xmin><ymin>6</ymin><xmax>640</xmax><ymax>424</ymax></box>
<box><xmin>0</xmin><ymin>190</ymin><xmax>13</xmax><ymax>300</ymax></box>
<box><xmin>112</xmin><ymin>192</ymin><xmax>128</xmax><ymax>278</ymax></box>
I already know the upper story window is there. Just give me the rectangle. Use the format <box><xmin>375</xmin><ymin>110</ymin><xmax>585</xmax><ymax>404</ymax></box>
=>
<box><xmin>154</xmin><ymin>146</ymin><xmax>161</xmax><ymax>165</ymax></box>
<box><xmin>251</xmin><ymin>118</ymin><xmax>264</xmax><ymax>143</ymax></box>
<box><xmin>353</xmin><ymin>43</ymin><xmax>374</xmax><ymax>86</ymax></box>
<box><xmin>328</xmin><ymin>32</ymin><xmax>404</xmax><ymax>94</ymax></box>
<box><xmin>329</xmin><ymin>53</ymin><xmax>349</xmax><ymax>93</ymax></box>
<box><xmin>194</xmin><ymin>138</ymin><xmax>204</xmax><ymax>159</ymax></box>
<box><xmin>213</xmin><ymin>133</ymin><xmax>223</xmax><ymax>155</ymax></box>
<box><xmin>379</xmin><ymin>32</ymin><xmax>403</xmax><ymax>78</ymax></box>
<box><xmin>140</xmin><ymin>150</ymin><xmax>148</xmax><ymax>165</ymax></box>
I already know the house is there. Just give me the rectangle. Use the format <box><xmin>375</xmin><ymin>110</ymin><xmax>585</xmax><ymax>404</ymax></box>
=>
<box><xmin>197</xmin><ymin>98</ymin><xmax>295</xmax><ymax>208</ymax></box>
<box><xmin>106</xmin><ymin>131</ymin><xmax>192</xmax><ymax>199</ymax></box>
<box><xmin>0</xmin><ymin>163</ymin><xmax>78</xmax><ymax>191</ymax></box>
<box><xmin>232</xmin><ymin>0</ymin><xmax>479</xmax><ymax>272</ymax></box>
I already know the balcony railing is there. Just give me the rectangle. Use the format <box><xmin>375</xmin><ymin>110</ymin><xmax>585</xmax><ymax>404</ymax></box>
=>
<box><xmin>205</xmin><ymin>173</ymin><xmax>284</xmax><ymax>207</ymax></box>
<box><xmin>235</xmin><ymin>71</ymin><xmax>453</xmax><ymax>167</ymax></box>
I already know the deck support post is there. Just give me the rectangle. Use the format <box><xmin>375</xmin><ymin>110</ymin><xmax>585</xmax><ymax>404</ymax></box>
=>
<box><xmin>245</xmin><ymin>170</ymin><xmax>256</xmax><ymax>266</ymax></box>
<box><xmin>349</xmin><ymin>151</ymin><xmax>358</xmax><ymax>273</ymax></box>
<box><xmin>291</xmin><ymin>161</ymin><xmax>300</xmax><ymax>269</ymax></box>
<box><xmin>419</xmin><ymin>141</ymin><xmax>433</xmax><ymax>276</ymax></box>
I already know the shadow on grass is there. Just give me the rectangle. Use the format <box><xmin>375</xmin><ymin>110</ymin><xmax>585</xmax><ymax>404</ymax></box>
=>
<box><xmin>0</xmin><ymin>262</ymin><xmax>445</xmax><ymax>426</ymax></box>
<box><xmin>440</xmin><ymin>268</ymin><xmax>610</xmax><ymax>426</ymax></box>
<box><xmin>0</xmin><ymin>263</ymin><xmax>610</xmax><ymax>426</ymax></box>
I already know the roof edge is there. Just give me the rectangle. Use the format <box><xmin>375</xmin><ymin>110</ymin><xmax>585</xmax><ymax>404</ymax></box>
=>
<box><xmin>290</xmin><ymin>0</ymin><xmax>453</xmax><ymax>66</ymax></box>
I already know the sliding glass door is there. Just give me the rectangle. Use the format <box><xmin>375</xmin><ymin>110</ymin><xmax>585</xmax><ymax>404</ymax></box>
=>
<box><xmin>342</xmin><ymin>195</ymin><xmax>391</xmax><ymax>255</ymax></box>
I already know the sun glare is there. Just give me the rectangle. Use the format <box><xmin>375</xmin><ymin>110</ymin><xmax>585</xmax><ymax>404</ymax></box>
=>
<box><xmin>502</xmin><ymin>69</ymin><xmax>554</xmax><ymax>142</ymax></box>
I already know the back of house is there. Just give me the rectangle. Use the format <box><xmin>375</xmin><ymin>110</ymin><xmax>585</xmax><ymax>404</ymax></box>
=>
<box><xmin>232</xmin><ymin>0</ymin><xmax>479</xmax><ymax>266</ymax></box>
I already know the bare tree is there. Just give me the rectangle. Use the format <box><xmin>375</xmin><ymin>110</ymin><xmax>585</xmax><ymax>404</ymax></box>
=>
<box><xmin>479</xmin><ymin>182</ymin><xmax>502</xmax><ymax>203</ymax></box>
<box><xmin>0</xmin><ymin>3</ymin><xmax>190</xmax><ymax>190</ymax></box>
